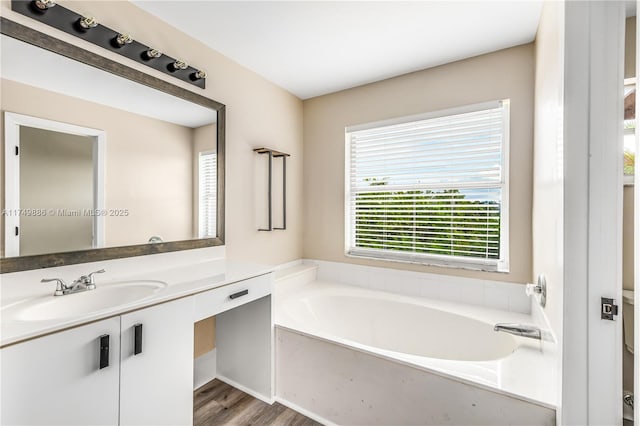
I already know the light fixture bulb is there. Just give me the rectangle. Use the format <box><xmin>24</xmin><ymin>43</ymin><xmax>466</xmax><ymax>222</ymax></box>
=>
<box><xmin>172</xmin><ymin>60</ymin><xmax>188</xmax><ymax>71</ymax></box>
<box><xmin>34</xmin><ymin>0</ymin><xmax>56</xmax><ymax>9</ymax></box>
<box><xmin>115</xmin><ymin>33</ymin><xmax>133</xmax><ymax>46</ymax></box>
<box><xmin>193</xmin><ymin>70</ymin><xmax>207</xmax><ymax>80</ymax></box>
<box><xmin>78</xmin><ymin>16</ymin><xmax>98</xmax><ymax>29</ymax></box>
<box><xmin>146</xmin><ymin>49</ymin><xmax>162</xmax><ymax>59</ymax></box>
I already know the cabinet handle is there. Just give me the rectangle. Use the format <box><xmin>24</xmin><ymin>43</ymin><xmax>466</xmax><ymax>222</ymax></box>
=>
<box><xmin>134</xmin><ymin>324</ymin><xmax>143</xmax><ymax>355</ymax></box>
<box><xmin>99</xmin><ymin>334</ymin><xmax>109</xmax><ymax>369</ymax></box>
<box><xmin>229</xmin><ymin>289</ymin><xmax>249</xmax><ymax>300</ymax></box>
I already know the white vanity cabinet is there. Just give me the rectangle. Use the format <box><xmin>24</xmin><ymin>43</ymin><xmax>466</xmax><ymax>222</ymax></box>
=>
<box><xmin>119</xmin><ymin>297</ymin><xmax>194</xmax><ymax>426</ymax></box>
<box><xmin>0</xmin><ymin>299</ymin><xmax>194</xmax><ymax>426</ymax></box>
<box><xmin>0</xmin><ymin>317</ymin><xmax>122</xmax><ymax>425</ymax></box>
<box><xmin>1</xmin><ymin>271</ymin><xmax>274</xmax><ymax>426</ymax></box>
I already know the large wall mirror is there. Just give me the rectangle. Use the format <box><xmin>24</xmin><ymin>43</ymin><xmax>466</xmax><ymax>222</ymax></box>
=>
<box><xmin>0</xmin><ymin>18</ymin><xmax>225</xmax><ymax>273</ymax></box>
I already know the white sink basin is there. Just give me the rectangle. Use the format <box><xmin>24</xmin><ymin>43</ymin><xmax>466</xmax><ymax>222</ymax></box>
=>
<box><xmin>2</xmin><ymin>280</ymin><xmax>167</xmax><ymax>322</ymax></box>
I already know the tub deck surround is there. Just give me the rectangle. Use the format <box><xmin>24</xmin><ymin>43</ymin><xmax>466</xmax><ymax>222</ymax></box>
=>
<box><xmin>276</xmin><ymin>281</ymin><xmax>556</xmax><ymax>409</ymax></box>
<box><xmin>273</xmin><ymin>262</ymin><xmax>557</xmax><ymax>422</ymax></box>
<box><xmin>276</xmin><ymin>328</ymin><xmax>555</xmax><ymax>425</ymax></box>
<box><xmin>0</xmin><ymin>248</ymin><xmax>275</xmax><ymax>347</ymax></box>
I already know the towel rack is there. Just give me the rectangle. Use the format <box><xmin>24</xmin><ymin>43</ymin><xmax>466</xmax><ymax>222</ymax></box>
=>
<box><xmin>254</xmin><ymin>147</ymin><xmax>290</xmax><ymax>231</ymax></box>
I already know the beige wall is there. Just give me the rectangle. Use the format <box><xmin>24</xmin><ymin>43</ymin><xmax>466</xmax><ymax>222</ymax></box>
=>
<box><xmin>302</xmin><ymin>44</ymin><xmax>535</xmax><ymax>284</ymax></box>
<box><xmin>623</xmin><ymin>171</ymin><xmax>636</xmax><ymax>291</ymax></box>
<box><xmin>625</xmin><ymin>17</ymin><xmax>636</xmax><ymax>80</ymax></box>
<box><xmin>0</xmin><ymin>0</ymin><xmax>304</xmax><ymax>266</ymax></box>
<box><xmin>20</xmin><ymin>127</ymin><xmax>94</xmax><ymax>256</ymax></box>
<box><xmin>1</xmin><ymin>78</ymin><xmax>194</xmax><ymax>248</ymax></box>
<box><xmin>532</xmin><ymin>1</ymin><xmax>565</xmax><ymax>340</ymax></box>
<box><xmin>194</xmin><ymin>316</ymin><xmax>215</xmax><ymax>359</ymax></box>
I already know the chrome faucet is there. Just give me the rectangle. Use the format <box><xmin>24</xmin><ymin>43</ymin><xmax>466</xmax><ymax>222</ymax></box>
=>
<box><xmin>493</xmin><ymin>323</ymin><xmax>541</xmax><ymax>340</ymax></box>
<box><xmin>42</xmin><ymin>269</ymin><xmax>105</xmax><ymax>296</ymax></box>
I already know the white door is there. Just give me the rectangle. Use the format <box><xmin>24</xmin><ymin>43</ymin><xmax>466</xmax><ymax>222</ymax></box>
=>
<box><xmin>0</xmin><ymin>317</ymin><xmax>121</xmax><ymax>425</ymax></box>
<box><xmin>119</xmin><ymin>297</ymin><xmax>194</xmax><ymax>426</ymax></box>
<box><xmin>585</xmin><ymin>2</ymin><xmax>625</xmax><ymax>424</ymax></box>
<box><xmin>634</xmin><ymin>2</ymin><xmax>640</xmax><ymax>424</ymax></box>
<box><xmin>3</xmin><ymin>112</ymin><xmax>106</xmax><ymax>256</ymax></box>
<box><xmin>563</xmin><ymin>1</ymin><xmax>624</xmax><ymax>424</ymax></box>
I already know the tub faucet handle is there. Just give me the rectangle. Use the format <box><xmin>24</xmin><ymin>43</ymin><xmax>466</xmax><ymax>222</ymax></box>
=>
<box><xmin>525</xmin><ymin>283</ymin><xmax>540</xmax><ymax>296</ymax></box>
<box><xmin>525</xmin><ymin>274</ymin><xmax>546</xmax><ymax>307</ymax></box>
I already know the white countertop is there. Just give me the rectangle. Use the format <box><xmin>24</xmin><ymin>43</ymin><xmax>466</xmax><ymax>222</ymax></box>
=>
<box><xmin>1</xmin><ymin>257</ymin><xmax>274</xmax><ymax>347</ymax></box>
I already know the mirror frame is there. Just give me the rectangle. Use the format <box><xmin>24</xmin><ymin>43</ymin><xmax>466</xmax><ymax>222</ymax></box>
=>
<box><xmin>0</xmin><ymin>17</ymin><xmax>226</xmax><ymax>273</ymax></box>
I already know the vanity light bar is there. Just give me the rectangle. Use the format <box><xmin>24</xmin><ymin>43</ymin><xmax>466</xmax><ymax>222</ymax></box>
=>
<box><xmin>11</xmin><ymin>0</ymin><xmax>207</xmax><ymax>89</ymax></box>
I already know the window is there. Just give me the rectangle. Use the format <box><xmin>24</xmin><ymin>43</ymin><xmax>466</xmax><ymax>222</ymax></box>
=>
<box><xmin>345</xmin><ymin>100</ymin><xmax>510</xmax><ymax>271</ymax></box>
<box><xmin>198</xmin><ymin>151</ymin><xmax>217</xmax><ymax>238</ymax></box>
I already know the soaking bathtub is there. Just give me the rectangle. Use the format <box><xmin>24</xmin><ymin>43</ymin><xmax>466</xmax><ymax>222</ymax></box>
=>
<box><xmin>275</xmin><ymin>277</ymin><xmax>556</xmax><ymax>425</ymax></box>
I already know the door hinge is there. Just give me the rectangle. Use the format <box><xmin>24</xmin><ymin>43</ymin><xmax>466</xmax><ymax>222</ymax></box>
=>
<box><xmin>601</xmin><ymin>297</ymin><xmax>619</xmax><ymax>320</ymax></box>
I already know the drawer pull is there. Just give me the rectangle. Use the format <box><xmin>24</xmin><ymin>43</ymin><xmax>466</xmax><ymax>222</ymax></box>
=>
<box><xmin>99</xmin><ymin>334</ymin><xmax>109</xmax><ymax>369</ymax></box>
<box><xmin>134</xmin><ymin>324</ymin><xmax>143</xmax><ymax>355</ymax></box>
<box><xmin>229</xmin><ymin>289</ymin><xmax>249</xmax><ymax>300</ymax></box>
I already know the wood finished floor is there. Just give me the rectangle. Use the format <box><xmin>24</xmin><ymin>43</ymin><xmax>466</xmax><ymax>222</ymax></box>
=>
<box><xmin>194</xmin><ymin>379</ymin><xmax>323</xmax><ymax>426</ymax></box>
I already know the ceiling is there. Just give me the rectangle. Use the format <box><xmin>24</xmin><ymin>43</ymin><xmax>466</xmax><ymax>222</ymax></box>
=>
<box><xmin>134</xmin><ymin>1</ymin><xmax>544</xmax><ymax>100</ymax></box>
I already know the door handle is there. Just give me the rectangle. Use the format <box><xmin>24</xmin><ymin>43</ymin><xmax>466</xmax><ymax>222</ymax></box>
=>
<box><xmin>229</xmin><ymin>289</ymin><xmax>249</xmax><ymax>300</ymax></box>
<box><xmin>134</xmin><ymin>324</ymin><xmax>143</xmax><ymax>355</ymax></box>
<box><xmin>99</xmin><ymin>334</ymin><xmax>109</xmax><ymax>369</ymax></box>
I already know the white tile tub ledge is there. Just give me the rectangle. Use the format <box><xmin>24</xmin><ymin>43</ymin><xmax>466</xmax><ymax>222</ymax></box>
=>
<box><xmin>304</xmin><ymin>259</ymin><xmax>532</xmax><ymax>314</ymax></box>
<box><xmin>274</xmin><ymin>259</ymin><xmax>557</xmax><ymax>425</ymax></box>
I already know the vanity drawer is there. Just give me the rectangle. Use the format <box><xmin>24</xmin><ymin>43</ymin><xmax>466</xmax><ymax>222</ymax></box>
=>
<box><xmin>193</xmin><ymin>273</ymin><xmax>273</xmax><ymax>322</ymax></box>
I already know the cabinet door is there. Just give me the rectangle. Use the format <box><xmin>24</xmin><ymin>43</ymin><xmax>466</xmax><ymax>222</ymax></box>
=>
<box><xmin>120</xmin><ymin>297</ymin><xmax>194</xmax><ymax>426</ymax></box>
<box><xmin>0</xmin><ymin>317</ymin><xmax>121</xmax><ymax>425</ymax></box>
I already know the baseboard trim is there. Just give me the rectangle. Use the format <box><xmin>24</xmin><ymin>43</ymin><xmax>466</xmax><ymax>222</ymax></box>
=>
<box><xmin>216</xmin><ymin>374</ymin><xmax>273</xmax><ymax>405</ymax></box>
<box><xmin>274</xmin><ymin>396</ymin><xmax>336</xmax><ymax>426</ymax></box>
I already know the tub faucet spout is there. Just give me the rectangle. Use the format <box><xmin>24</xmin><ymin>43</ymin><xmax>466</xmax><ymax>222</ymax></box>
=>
<box><xmin>493</xmin><ymin>323</ymin><xmax>541</xmax><ymax>340</ymax></box>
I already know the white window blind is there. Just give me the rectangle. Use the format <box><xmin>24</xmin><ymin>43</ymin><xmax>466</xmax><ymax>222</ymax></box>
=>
<box><xmin>346</xmin><ymin>100</ymin><xmax>509</xmax><ymax>271</ymax></box>
<box><xmin>198</xmin><ymin>151</ymin><xmax>217</xmax><ymax>238</ymax></box>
